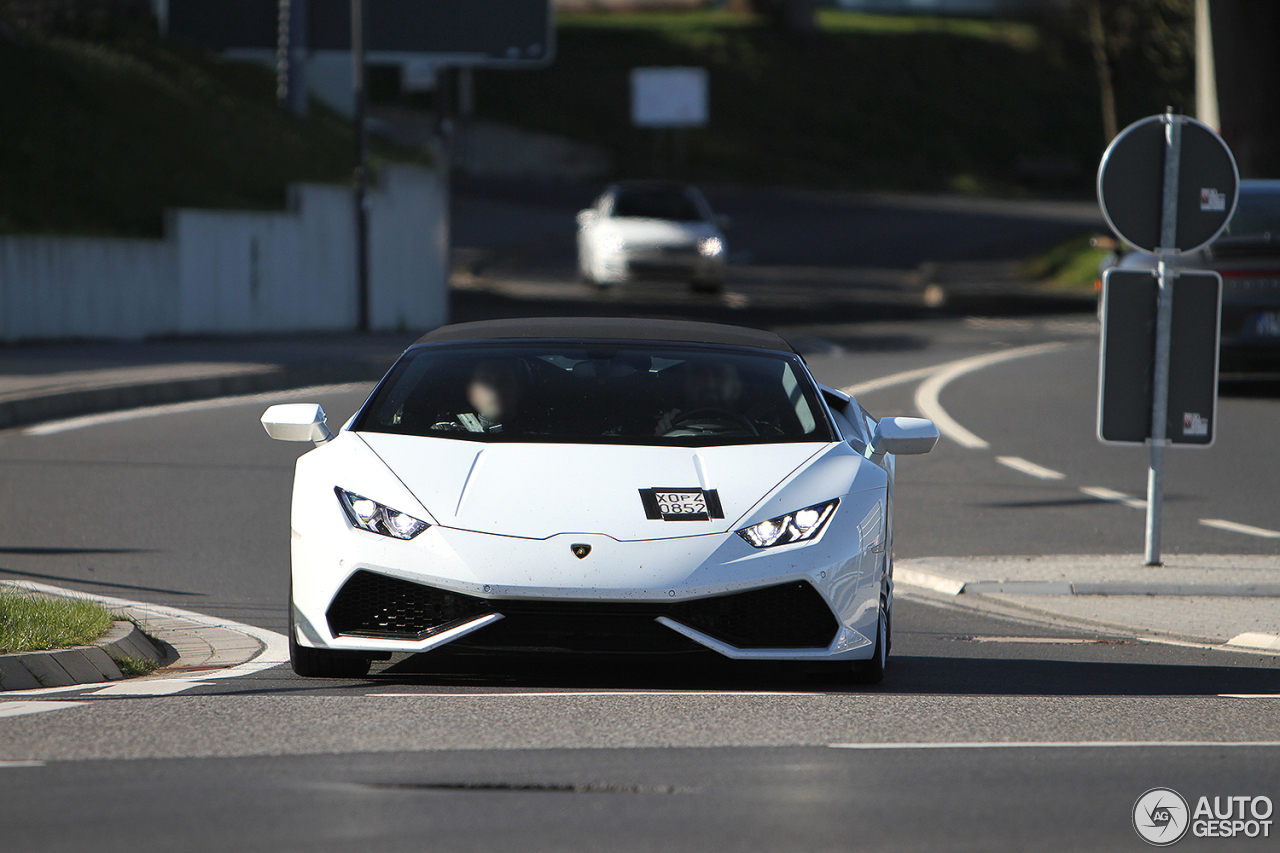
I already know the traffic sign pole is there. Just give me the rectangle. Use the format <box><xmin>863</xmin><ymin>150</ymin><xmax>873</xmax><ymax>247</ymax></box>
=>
<box><xmin>352</xmin><ymin>0</ymin><xmax>370</xmax><ymax>333</ymax></box>
<box><xmin>1144</xmin><ymin>110</ymin><xmax>1182</xmax><ymax>566</ymax></box>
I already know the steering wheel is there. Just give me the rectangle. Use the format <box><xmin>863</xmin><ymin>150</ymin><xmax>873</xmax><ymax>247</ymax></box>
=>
<box><xmin>666</xmin><ymin>407</ymin><xmax>759</xmax><ymax>436</ymax></box>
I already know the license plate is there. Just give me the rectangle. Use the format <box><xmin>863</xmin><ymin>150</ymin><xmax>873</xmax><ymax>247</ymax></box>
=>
<box><xmin>1256</xmin><ymin>312</ymin><xmax>1280</xmax><ymax>337</ymax></box>
<box><xmin>639</xmin><ymin>488</ymin><xmax>724</xmax><ymax>521</ymax></box>
<box><xmin>656</xmin><ymin>491</ymin><xmax>706</xmax><ymax>517</ymax></box>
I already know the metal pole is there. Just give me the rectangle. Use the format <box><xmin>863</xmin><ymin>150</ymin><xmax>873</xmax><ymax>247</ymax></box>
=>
<box><xmin>352</xmin><ymin>0</ymin><xmax>370</xmax><ymax>333</ymax></box>
<box><xmin>1145</xmin><ymin>109</ymin><xmax>1182</xmax><ymax>566</ymax></box>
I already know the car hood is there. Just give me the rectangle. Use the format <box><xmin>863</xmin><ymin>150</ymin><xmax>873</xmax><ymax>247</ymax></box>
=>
<box><xmin>608</xmin><ymin>218</ymin><xmax>717</xmax><ymax>248</ymax></box>
<box><xmin>357</xmin><ymin>433</ymin><xmax>828</xmax><ymax>541</ymax></box>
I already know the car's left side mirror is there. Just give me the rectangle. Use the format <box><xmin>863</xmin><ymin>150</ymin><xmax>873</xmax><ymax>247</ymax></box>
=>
<box><xmin>868</xmin><ymin>417</ymin><xmax>939</xmax><ymax>460</ymax></box>
<box><xmin>261</xmin><ymin>403</ymin><xmax>335</xmax><ymax>446</ymax></box>
<box><xmin>576</xmin><ymin>209</ymin><xmax>595</xmax><ymax>227</ymax></box>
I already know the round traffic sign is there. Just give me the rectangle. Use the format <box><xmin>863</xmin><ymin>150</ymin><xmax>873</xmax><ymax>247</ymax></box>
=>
<box><xmin>1097</xmin><ymin>113</ymin><xmax>1239</xmax><ymax>255</ymax></box>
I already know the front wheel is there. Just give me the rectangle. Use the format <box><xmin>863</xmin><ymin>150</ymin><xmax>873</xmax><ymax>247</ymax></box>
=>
<box><xmin>289</xmin><ymin>596</ymin><xmax>371</xmax><ymax>678</ymax></box>
<box><xmin>849</xmin><ymin>600</ymin><xmax>889</xmax><ymax>685</ymax></box>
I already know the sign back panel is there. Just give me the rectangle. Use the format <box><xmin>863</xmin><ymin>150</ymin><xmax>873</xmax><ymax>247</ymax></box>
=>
<box><xmin>1098</xmin><ymin>269</ymin><xmax>1222</xmax><ymax>446</ymax></box>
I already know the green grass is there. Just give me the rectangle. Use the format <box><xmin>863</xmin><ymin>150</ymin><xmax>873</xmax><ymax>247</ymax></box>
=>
<box><xmin>0</xmin><ymin>588</ymin><xmax>115</xmax><ymax>654</ymax></box>
<box><xmin>113</xmin><ymin>654</ymin><xmax>159</xmax><ymax>677</ymax></box>
<box><xmin>1021</xmin><ymin>231</ymin><xmax>1112</xmax><ymax>290</ymax></box>
<box><xmin>471</xmin><ymin>12</ymin><xmax>1102</xmax><ymax>193</ymax></box>
<box><xmin>0</xmin><ymin>26</ymin><xmax>360</xmax><ymax>236</ymax></box>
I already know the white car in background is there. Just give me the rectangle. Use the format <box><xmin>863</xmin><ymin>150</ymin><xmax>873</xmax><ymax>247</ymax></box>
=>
<box><xmin>576</xmin><ymin>181</ymin><xmax>729</xmax><ymax>293</ymax></box>
<box><xmin>261</xmin><ymin>318</ymin><xmax>939</xmax><ymax>684</ymax></box>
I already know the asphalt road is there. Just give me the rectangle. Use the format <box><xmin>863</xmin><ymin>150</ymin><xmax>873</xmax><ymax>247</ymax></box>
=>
<box><xmin>2</xmin><ymin>308</ymin><xmax>1279</xmax><ymax>851</ymax></box>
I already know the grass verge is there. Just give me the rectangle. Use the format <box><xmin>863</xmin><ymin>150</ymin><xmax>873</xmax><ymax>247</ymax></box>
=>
<box><xmin>0</xmin><ymin>587</ymin><xmax>115</xmax><ymax>654</ymax></box>
<box><xmin>0</xmin><ymin>24</ymin><xmax>371</xmax><ymax>236</ymax></box>
<box><xmin>1020</xmin><ymin>231</ymin><xmax>1112</xmax><ymax>291</ymax></box>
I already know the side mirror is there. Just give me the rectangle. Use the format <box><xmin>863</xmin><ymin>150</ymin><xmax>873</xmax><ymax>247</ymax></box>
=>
<box><xmin>576</xmin><ymin>209</ymin><xmax>595</xmax><ymax>227</ymax></box>
<box><xmin>868</xmin><ymin>417</ymin><xmax>939</xmax><ymax>461</ymax></box>
<box><xmin>714</xmin><ymin>213</ymin><xmax>733</xmax><ymax>231</ymax></box>
<box><xmin>261</xmin><ymin>403</ymin><xmax>335</xmax><ymax>446</ymax></box>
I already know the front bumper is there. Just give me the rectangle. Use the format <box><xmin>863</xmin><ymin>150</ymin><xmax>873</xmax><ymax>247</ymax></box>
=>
<box><xmin>291</xmin><ymin>496</ymin><xmax>888</xmax><ymax>662</ymax></box>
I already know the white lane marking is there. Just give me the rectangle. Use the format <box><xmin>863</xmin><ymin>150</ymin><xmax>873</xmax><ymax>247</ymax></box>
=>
<box><xmin>1201</xmin><ymin>519</ymin><xmax>1280</xmax><ymax>539</ymax></box>
<box><xmin>1225</xmin><ymin>632</ymin><xmax>1280</xmax><ymax>651</ymax></box>
<box><xmin>841</xmin><ymin>365</ymin><xmax>946</xmax><ymax>397</ymax></box>
<box><xmin>893</xmin><ymin>567</ymin><xmax>966</xmax><ymax>596</ymax></box>
<box><xmin>995</xmin><ymin>456</ymin><xmax>1065</xmax><ymax>480</ymax></box>
<box><xmin>0</xmin><ymin>701</ymin><xmax>86</xmax><ymax>719</ymax></box>
<box><xmin>0</xmin><ymin>760</ymin><xmax>46</xmax><ymax>767</ymax></box>
<box><xmin>0</xmin><ymin>580</ymin><xmax>288</xmax><ymax>696</ymax></box>
<box><xmin>828</xmin><ymin>741</ymin><xmax>1280</xmax><ymax>750</ymax></box>
<box><xmin>24</xmin><ymin>382</ymin><xmax>372</xmax><ymax>435</ymax></box>
<box><xmin>1080</xmin><ymin>486</ymin><xmax>1147</xmax><ymax>510</ymax></box>
<box><xmin>1220</xmin><ymin>694</ymin><xmax>1280</xmax><ymax>699</ymax></box>
<box><xmin>366</xmin><ymin>691</ymin><xmax>817</xmax><ymax>698</ymax></box>
<box><xmin>913</xmin><ymin>342</ymin><xmax>1069</xmax><ymax>449</ymax></box>
<box><xmin>86</xmin><ymin>680</ymin><xmax>212</xmax><ymax>697</ymax></box>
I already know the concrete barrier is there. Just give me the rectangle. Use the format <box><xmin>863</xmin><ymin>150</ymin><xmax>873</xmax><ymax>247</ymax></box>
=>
<box><xmin>0</xmin><ymin>164</ymin><xmax>447</xmax><ymax>342</ymax></box>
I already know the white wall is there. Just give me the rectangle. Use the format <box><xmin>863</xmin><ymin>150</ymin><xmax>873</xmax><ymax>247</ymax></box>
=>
<box><xmin>0</xmin><ymin>165</ymin><xmax>447</xmax><ymax>343</ymax></box>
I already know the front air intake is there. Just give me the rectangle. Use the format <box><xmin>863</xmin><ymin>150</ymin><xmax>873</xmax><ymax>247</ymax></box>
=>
<box><xmin>326</xmin><ymin>570</ymin><xmax>492</xmax><ymax>640</ymax></box>
<box><xmin>668</xmin><ymin>581</ymin><xmax>839</xmax><ymax>648</ymax></box>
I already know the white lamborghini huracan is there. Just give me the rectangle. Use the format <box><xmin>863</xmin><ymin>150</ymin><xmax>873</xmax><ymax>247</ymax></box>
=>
<box><xmin>262</xmin><ymin>318</ymin><xmax>938</xmax><ymax>682</ymax></box>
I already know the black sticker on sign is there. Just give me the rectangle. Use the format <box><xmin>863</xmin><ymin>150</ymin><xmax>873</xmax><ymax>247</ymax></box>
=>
<box><xmin>639</xmin><ymin>488</ymin><xmax>724</xmax><ymax>521</ymax></box>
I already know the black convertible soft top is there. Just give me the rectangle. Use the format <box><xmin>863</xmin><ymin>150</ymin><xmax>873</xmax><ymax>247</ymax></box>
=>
<box><xmin>414</xmin><ymin>317</ymin><xmax>798</xmax><ymax>354</ymax></box>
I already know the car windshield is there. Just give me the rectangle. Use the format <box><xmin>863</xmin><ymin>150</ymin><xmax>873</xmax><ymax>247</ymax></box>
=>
<box><xmin>1223</xmin><ymin>187</ymin><xmax>1280</xmax><ymax>237</ymax></box>
<box><xmin>611</xmin><ymin>188</ymin><xmax>704</xmax><ymax>222</ymax></box>
<box><xmin>353</xmin><ymin>342</ymin><xmax>833</xmax><ymax>447</ymax></box>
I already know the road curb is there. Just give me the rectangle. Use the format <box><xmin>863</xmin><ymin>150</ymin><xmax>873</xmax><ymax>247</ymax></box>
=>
<box><xmin>897</xmin><ymin>567</ymin><xmax>1280</xmax><ymax>598</ymax></box>
<box><xmin>0</xmin><ymin>621</ymin><xmax>163</xmax><ymax>692</ymax></box>
<box><xmin>0</xmin><ymin>361</ymin><xmax>386</xmax><ymax>431</ymax></box>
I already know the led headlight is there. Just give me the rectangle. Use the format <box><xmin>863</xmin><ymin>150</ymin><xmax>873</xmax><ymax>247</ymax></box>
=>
<box><xmin>736</xmin><ymin>499</ymin><xmax>838</xmax><ymax>549</ymax></box>
<box><xmin>698</xmin><ymin>236</ymin><xmax>724</xmax><ymax>257</ymax></box>
<box><xmin>335</xmin><ymin>487</ymin><xmax>430</xmax><ymax>540</ymax></box>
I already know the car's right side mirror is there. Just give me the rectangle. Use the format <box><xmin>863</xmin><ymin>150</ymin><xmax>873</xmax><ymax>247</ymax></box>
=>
<box><xmin>261</xmin><ymin>403</ymin><xmax>335</xmax><ymax>446</ymax></box>
<box><xmin>868</xmin><ymin>417</ymin><xmax>939</xmax><ymax>460</ymax></box>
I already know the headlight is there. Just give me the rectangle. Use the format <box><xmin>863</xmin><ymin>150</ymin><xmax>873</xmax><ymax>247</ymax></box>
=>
<box><xmin>736</xmin><ymin>499</ymin><xmax>838</xmax><ymax>549</ymax></box>
<box><xmin>698</xmin><ymin>236</ymin><xmax>724</xmax><ymax>257</ymax></box>
<box><xmin>335</xmin><ymin>487</ymin><xmax>430</xmax><ymax>540</ymax></box>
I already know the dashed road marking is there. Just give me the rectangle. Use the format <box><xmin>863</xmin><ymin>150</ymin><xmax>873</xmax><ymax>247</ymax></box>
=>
<box><xmin>0</xmin><ymin>760</ymin><xmax>46</xmax><ymax>767</ymax></box>
<box><xmin>996</xmin><ymin>456</ymin><xmax>1065</xmax><ymax>480</ymax></box>
<box><xmin>86</xmin><ymin>680</ymin><xmax>213</xmax><ymax>697</ymax></box>
<box><xmin>1080</xmin><ymin>486</ymin><xmax>1147</xmax><ymax>510</ymax></box>
<box><xmin>0</xmin><ymin>701</ymin><xmax>86</xmax><ymax>719</ymax></box>
<box><xmin>1200</xmin><ymin>519</ymin><xmax>1280</xmax><ymax>539</ymax></box>
<box><xmin>828</xmin><ymin>740</ymin><xmax>1280</xmax><ymax>750</ymax></box>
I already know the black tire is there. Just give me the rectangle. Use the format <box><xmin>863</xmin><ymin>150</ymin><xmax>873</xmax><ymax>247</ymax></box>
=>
<box><xmin>850</xmin><ymin>599</ymin><xmax>889</xmax><ymax>686</ymax></box>
<box><xmin>289</xmin><ymin>596</ymin><xmax>371</xmax><ymax>679</ymax></box>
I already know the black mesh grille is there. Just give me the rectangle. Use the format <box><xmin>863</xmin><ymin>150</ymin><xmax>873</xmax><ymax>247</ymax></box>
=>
<box><xmin>668</xmin><ymin>581</ymin><xmax>838</xmax><ymax>648</ymax></box>
<box><xmin>326</xmin><ymin>572</ymin><xmax>837</xmax><ymax>650</ymax></box>
<box><xmin>326</xmin><ymin>570</ymin><xmax>493</xmax><ymax>640</ymax></box>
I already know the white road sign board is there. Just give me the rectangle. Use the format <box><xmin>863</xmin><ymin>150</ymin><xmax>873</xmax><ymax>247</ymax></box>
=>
<box><xmin>630</xmin><ymin>67</ymin><xmax>708</xmax><ymax>128</ymax></box>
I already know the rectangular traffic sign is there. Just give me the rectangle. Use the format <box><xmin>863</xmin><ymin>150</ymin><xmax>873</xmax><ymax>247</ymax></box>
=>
<box><xmin>1097</xmin><ymin>268</ymin><xmax>1222</xmax><ymax>446</ymax></box>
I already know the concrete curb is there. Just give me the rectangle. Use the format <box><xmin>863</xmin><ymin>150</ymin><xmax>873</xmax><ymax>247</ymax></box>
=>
<box><xmin>0</xmin><ymin>361</ymin><xmax>386</xmax><ymax>431</ymax></box>
<box><xmin>895</xmin><ymin>567</ymin><xmax>1280</xmax><ymax>598</ymax></box>
<box><xmin>0</xmin><ymin>621</ymin><xmax>164</xmax><ymax>691</ymax></box>
<box><xmin>0</xmin><ymin>581</ymin><xmax>271</xmax><ymax>692</ymax></box>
